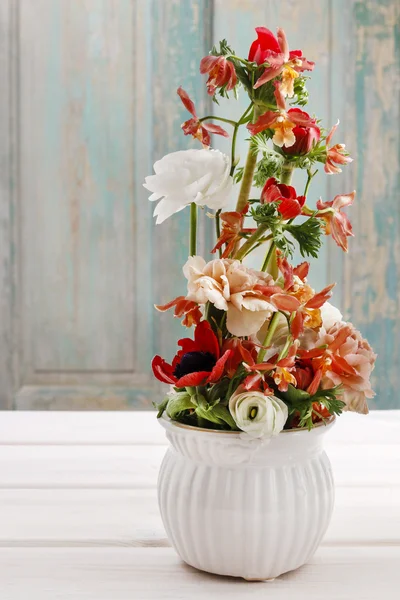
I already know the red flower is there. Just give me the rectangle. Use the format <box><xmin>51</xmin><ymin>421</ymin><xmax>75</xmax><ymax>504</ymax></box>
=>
<box><xmin>222</xmin><ymin>337</ymin><xmax>258</xmax><ymax>378</ymax></box>
<box><xmin>211</xmin><ymin>204</ymin><xmax>255</xmax><ymax>258</ymax></box>
<box><xmin>261</xmin><ymin>177</ymin><xmax>306</xmax><ymax>219</ymax></box>
<box><xmin>247</xmin><ymin>84</ymin><xmax>319</xmax><ymax>148</ymax></box>
<box><xmin>316</xmin><ymin>192</ymin><xmax>355</xmax><ymax>252</ymax></box>
<box><xmin>324</xmin><ymin>121</ymin><xmax>353</xmax><ymax>174</ymax></box>
<box><xmin>281</xmin><ymin>121</ymin><xmax>321</xmax><ymax>156</ymax></box>
<box><xmin>155</xmin><ymin>296</ymin><xmax>202</xmax><ymax>328</ymax></box>
<box><xmin>248</xmin><ymin>27</ymin><xmax>314</xmax><ymax>94</ymax></box>
<box><xmin>244</xmin><ymin>342</ymin><xmax>299</xmax><ymax>392</ymax></box>
<box><xmin>151</xmin><ymin>321</ymin><xmax>232</xmax><ymax>388</ymax></box>
<box><xmin>177</xmin><ymin>87</ymin><xmax>229</xmax><ymax>147</ymax></box>
<box><xmin>200</xmin><ymin>55</ymin><xmax>237</xmax><ymax>96</ymax></box>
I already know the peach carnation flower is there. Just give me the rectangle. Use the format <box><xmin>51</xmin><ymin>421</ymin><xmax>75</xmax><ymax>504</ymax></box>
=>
<box><xmin>317</xmin><ymin>321</ymin><xmax>377</xmax><ymax>414</ymax></box>
<box><xmin>183</xmin><ymin>256</ymin><xmax>276</xmax><ymax>337</ymax></box>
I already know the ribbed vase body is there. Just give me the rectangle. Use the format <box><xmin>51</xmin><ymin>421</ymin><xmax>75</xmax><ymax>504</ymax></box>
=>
<box><xmin>158</xmin><ymin>418</ymin><xmax>335</xmax><ymax>580</ymax></box>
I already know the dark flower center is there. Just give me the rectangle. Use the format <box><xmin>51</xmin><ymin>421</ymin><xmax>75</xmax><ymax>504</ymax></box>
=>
<box><xmin>174</xmin><ymin>351</ymin><xmax>216</xmax><ymax>379</ymax></box>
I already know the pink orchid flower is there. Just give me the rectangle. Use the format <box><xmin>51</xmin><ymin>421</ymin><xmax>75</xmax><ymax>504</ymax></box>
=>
<box><xmin>316</xmin><ymin>192</ymin><xmax>355</xmax><ymax>252</ymax></box>
<box><xmin>324</xmin><ymin>121</ymin><xmax>353</xmax><ymax>174</ymax></box>
<box><xmin>248</xmin><ymin>27</ymin><xmax>314</xmax><ymax>96</ymax></box>
<box><xmin>177</xmin><ymin>87</ymin><xmax>229</xmax><ymax>147</ymax></box>
<box><xmin>247</xmin><ymin>83</ymin><xmax>319</xmax><ymax>147</ymax></box>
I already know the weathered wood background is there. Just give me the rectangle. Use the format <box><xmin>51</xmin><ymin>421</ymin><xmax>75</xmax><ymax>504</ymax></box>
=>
<box><xmin>0</xmin><ymin>0</ymin><xmax>398</xmax><ymax>410</ymax></box>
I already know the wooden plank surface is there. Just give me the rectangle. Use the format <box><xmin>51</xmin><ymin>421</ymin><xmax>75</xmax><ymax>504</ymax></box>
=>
<box><xmin>0</xmin><ymin>486</ymin><xmax>399</xmax><ymax>547</ymax></box>
<box><xmin>0</xmin><ymin>410</ymin><xmax>398</xmax><ymax>597</ymax></box>
<box><xmin>0</xmin><ymin>546</ymin><xmax>398</xmax><ymax>600</ymax></box>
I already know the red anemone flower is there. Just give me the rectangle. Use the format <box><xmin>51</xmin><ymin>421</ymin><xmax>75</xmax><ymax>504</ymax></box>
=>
<box><xmin>248</xmin><ymin>27</ymin><xmax>314</xmax><ymax>94</ymax></box>
<box><xmin>151</xmin><ymin>321</ymin><xmax>232</xmax><ymax>388</ymax></box>
<box><xmin>281</xmin><ymin>123</ymin><xmax>321</xmax><ymax>156</ymax></box>
<box><xmin>200</xmin><ymin>55</ymin><xmax>237</xmax><ymax>96</ymax></box>
<box><xmin>261</xmin><ymin>177</ymin><xmax>306</xmax><ymax>219</ymax></box>
<box><xmin>177</xmin><ymin>87</ymin><xmax>229</xmax><ymax>147</ymax></box>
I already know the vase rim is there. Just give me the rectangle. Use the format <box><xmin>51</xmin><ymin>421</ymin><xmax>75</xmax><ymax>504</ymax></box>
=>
<box><xmin>159</xmin><ymin>413</ymin><xmax>336</xmax><ymax>438</ymax></box>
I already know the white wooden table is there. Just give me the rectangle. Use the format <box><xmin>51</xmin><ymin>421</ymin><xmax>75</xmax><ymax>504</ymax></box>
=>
<box><xmin>0</xmin><ymin>411</ymin><xmax>399</xmax><ymax>599</ymax></box>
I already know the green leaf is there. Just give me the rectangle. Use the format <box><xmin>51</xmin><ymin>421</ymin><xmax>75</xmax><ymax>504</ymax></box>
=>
<box><xmin>285</xmin><ymin>217</ymin><xmax>323</xmax><ymax>259</ymax></box>
<box><xmin>208</xmin><ymin>378</ymin><xmax>230</xmax><ymax>405</ymax></box>
<box><xmin>278</xmin><ymin>384</ymin><xmax>311</xmax><ymax>406</ymax></box>
<box><xmin>153</xmin><ymin>396</ymin><xmax>169</xmax><ymax>419</ymax></box>
<box><xmin>195</xmin><ymin>402</ymin><xmax>238</xmax><ymax>430</ymax></box>
<box><xmin>254</xmin><ymin>151</ymin><xmax>284</xmax><ymax>187</ymax></box>
<box><xmin>166</xmin><ymin>392</ymin><xmax>196</xmax><ymax>420</ymax></box>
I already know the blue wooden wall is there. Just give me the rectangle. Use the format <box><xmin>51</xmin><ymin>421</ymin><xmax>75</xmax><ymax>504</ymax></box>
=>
<box><xmin>0</xmin><ymin>0</ymin><xmax>398</xmax><ymax>409</ymax></box>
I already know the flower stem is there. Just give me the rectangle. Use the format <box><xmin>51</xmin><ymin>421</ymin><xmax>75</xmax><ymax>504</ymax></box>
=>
<box><xmin>199</xmin><ymin>115</ymin><xmax>237</xmax><ymax>126</ymax></box>
<box><xmin>280</xmin><ymin>161</ymin><xmax>295</xmax><ymax>185</ymax></box>
<box><xmin>215</xmin><ymin>209</ymin><xmax>222</xmax><ymax>258</ymax></box>
<box><xmin>235</xmin><ymin>106</ymin><xmax>261</xmax><ymax>213</ymax></box>
<box><xmin>261</xmin><ymin>241</ymin><xmax>276</xmax><ymax>272</ymax></box>
<box><xmin>190</xmin><ymin>203</ymin><xmax>197</xmax><ymax>256</ymax></box>
<box><xmin>230</xmin><ymin>103</ymin><xmax>253</xmax><ymax>177</ymax></box>
<box><xmin>234</xmin><ymin>223</ymin><xmax>268</xmax><ymax>261</ymax></box>
<box><xmin>304</xmin><ymin>168</ymin><xmax>318</xmax><ymax>197</ymax></box>
<box><xmin>235</xmin><ymin>148</ymin><xmax>257</xmax><ymax>212</ymax></box>
<box><xmin>257</xmin><ymin>312</ymin><xmax>280</xmax><ymax>363</ymax></box>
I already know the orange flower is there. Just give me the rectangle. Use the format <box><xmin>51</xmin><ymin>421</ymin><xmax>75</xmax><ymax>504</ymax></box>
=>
<box><xmin>247</xmin><ymin>83</ymin><xmax>319</xmax><ymax>148</ymax></box>
<box><xmin>155</xmin><ymin>296</ymin><xmax>202</xmax><ymax>328</ymax></box>
<box><xmin>211</xmin><ymin>204</ymin><xmax>254</xmax><ymax>258</ymax></box>
<box><xmin>200</xmin><ymin>55</ymin><xmax>237</xmax><ymax>96</ymax></box>
<box><xmin>177</xmin><ymin>87</ymin><xmax>229</xmax><ymax>147</ymax></box>
<box><xmin>316</xmin><ymin>192</ymin><xmax>355</xmax><ymax>252</ymax></box>
<box><xmin>324</xmin><ymin>121</ymin><xmax>353</xmax><ymax>175</ymax></box>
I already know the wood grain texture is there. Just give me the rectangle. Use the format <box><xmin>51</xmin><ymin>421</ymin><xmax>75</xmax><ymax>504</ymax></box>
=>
<box><xmin>0</xmin><ymin>485</ymin><xmax>399</xmax><ymax>547</ymax></box>
<box><xmin>0</xmin><ymin>1</ymin><xmax>398</xmax><ymax>409</ymax></box>
<box><xmin>214</xmin><ymin>0</ymin><xmax>400</xmax><ymax>409</ymax></box>
<box><xmin>0</xmin><ymin>546</ymin><xmax>399</xmax><ymax>600</ymax></box>
<box><xmin>0</xmin><ymin>411</ymin><xmax>398</xmax><ymax>597</ymax></box>
<box><xmin>0</xmin><ymin>0</ymin><xmax>213</xmax><ymax>409</ymax></box>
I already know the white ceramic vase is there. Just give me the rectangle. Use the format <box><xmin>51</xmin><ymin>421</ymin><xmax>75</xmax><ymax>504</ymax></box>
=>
<box><xmin>158</xmin><ymin>416</ymin><xmax>335</xmax><ymax>580</ymax></box>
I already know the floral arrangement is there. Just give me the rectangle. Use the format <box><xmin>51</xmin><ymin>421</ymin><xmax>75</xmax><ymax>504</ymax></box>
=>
<box><xmin>144</xmin><ymin>27</ymin><xmax>376</xmax><ymax>438</ymax></box>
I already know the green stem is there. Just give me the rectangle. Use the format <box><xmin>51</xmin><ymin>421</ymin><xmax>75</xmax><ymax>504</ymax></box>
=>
<box><xmin>234</xmin><ymin>223</ymin><xmax>268</xmax><ymax>261</ymax></box>
<box><xmin>190</xmin><ymin>203</ymin><xmax>197</xmax><ymax>256</ymax></box>
<box><xmin>261</xmin><ymin>241</ymin><xmax>276</xmax><ymax>272</ymax></box>
<box><xmin>230</xmin><ymin>103</ymin><xmax>253</xmax><ymax>177</ymax></box>
<box><xmin>235</xmin><ymin>106</ymin><xmax>261</xmax><ymax>213</ymax></box>
<box><xmin>277</xmin><ymin>334</ymin><xmax>293</xmax><ymax>362</ymax></box>
<box><xmin>280</xmin><ymin>161</ymin><xmax>295</xmax><ymax>185</ymax></box>
<box><xmin>257</xmin><ymin>312</ymin><xmax>280</xmax><ymax>363</ymax></box>
<box><xmin>303</xmin><ymin>168</ymin><xmax>318</xmax><ymax>197</ymax></box>
<box><xmin>215</xmin><ymin>209</ymin><xmax>222</xmax><ymax>257</ymax></box>
<box><xmin>199</xmin><ymin>115</ymin><xmax>237</xmax><ymax>126</ymax></box>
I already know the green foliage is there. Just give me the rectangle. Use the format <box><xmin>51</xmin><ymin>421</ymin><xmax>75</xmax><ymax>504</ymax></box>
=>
<box><xmin>285</xmin><ymin>217</ymin><xmax>323</xmax><ymax>259</ymax></box>
<box><xmin>250</xmin><ymin>131</ymin><xmax>274</xmax><ymax>155</ymax></box>
<box><xmin>233</xmin><ymin>166</ymin><xmax>244</xmax><ymax>185</ymax></box>
<box><xmin>210</xmin><ymin>38</ymin><xmax>235</xmax><ymax>57</ymax></box>
<box><xmin>290</xmin><ymin>76</ymin><xmax>310</xmax><ymax>107</ymax></box>
<box><xmin>277</xmin><ymin>384</ymin><xmax>345</xmax><ymax>431</ymax></box>
<box><xmin>165</xmin><ymin>391</ymin><xmax>196</xmax><ymax>420</ymax></box>
<box><xmin>254</xmin><ymin>152</ymin><xmax>284</xmax><ymax>187</ymax></box>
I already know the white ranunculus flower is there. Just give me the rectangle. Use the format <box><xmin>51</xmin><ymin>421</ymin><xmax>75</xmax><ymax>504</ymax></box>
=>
<box><xmin>320</xmin><ymin>301</ymin><xmax>343</xmax><ymax>330</ymax></box>
<box><xmin>257</xmin><ymin>301</ymin><xmax>344</xmax><ymax>358</ymax></box>
<box><xmin>229</xmin><ymin>386</ymin><xmax>288</xmax><ymax>439</ymax></box>
<box><xmin>143</xmin><ymin>149</ymin><xmax>233</xmax><ymax>224</ymax></box>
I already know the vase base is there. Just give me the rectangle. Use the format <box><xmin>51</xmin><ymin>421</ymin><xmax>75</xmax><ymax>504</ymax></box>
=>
<box><xmin>243</xmin><ymin>577</ymin><xmax>276</xmax><ymax>582</ymax></box>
